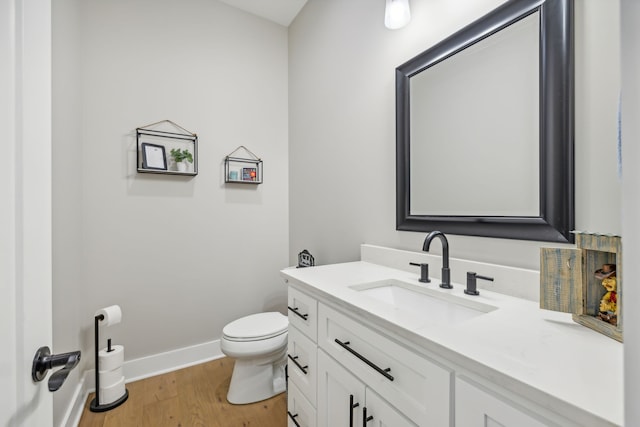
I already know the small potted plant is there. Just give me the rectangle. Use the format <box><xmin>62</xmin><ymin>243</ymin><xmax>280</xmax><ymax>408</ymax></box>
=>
<box><xmin>170</xmin><ymin>148</ymin><xmax>193</xmax><ymax>172</ymax></box>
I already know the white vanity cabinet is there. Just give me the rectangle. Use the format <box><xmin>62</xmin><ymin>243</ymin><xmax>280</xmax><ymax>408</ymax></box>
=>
<box><xmin>287</xmin><ymin>286</ymin><xmax>319</xmax><ymax>427</ymax></box>
<box><xmin>282</xmin><ymin>251</ymin><xmax>622</xmax><ymax>427</ymax></box>
<box><xmin>286</xmin><ymin>283</ymin><xmax>452</xmax><ymax>427</ymax></box>
<box><xmin>286</xmin><ymin>284</ymin><xmax>608</xmax><ymax>427</ymax></box>
<box><xmin>318</xmin><ymin>349</ymin><xmax>415</xmax><ymax>427</ymax></box>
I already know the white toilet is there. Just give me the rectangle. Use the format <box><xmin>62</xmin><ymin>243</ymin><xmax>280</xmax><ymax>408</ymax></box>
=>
<box><xmin>220</xmin><ymin>311</ymin><xmax>289</xmax><ymax>404</ymax></box>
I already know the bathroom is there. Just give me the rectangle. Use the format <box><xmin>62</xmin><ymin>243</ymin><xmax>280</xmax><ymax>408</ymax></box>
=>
<box><xmin>3</xmin><ymin>0</ymin><xmax>639</xmax><ymax>425</ymax></box>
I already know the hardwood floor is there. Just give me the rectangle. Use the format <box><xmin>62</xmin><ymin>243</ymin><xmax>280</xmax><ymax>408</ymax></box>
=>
<box><xmin>78</xmin><ymin>357</ymin><xmax>287</xmax><ymax>427</ymax></box>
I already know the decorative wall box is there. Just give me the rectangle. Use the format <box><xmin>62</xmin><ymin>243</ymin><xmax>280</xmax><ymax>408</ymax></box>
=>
<box><xmin>224</xmin><ymin>146</ymin><xmax>263</xmax><ymax>184</ymax></box>
<box><xmin>136</xmin><ymin>120</ymin><xmax>198</xmax><ymax>176</ymax></box>
<box><xmin>540</xmin><ymin>231</ymin><xmax>622</xmax><ymax>342</ymax></box>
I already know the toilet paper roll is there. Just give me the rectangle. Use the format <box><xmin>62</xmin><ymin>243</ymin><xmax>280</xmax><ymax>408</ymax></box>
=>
<box><xmin>99</xmin><ymin>366</ymin><xmax>123</xmax><ymax>389</ymax></box>
<box><xmin>99</xmin><ymin>376</ymin><xmax>126</xmax><ymax>405</ymax></box>
<box><xmin>96</xmin><ymin>305</ymin><xmax>122</xmax><ymax>326</ymax></box>
<box><xmin>98</xmin><ymin>345</ymin><xmax>124</xmax><ymax>372</ymax></box>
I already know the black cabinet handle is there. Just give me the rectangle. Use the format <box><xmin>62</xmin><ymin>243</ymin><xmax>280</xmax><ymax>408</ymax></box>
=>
<box><xmin>363</xmin><ymin>407</ymin><xmax>373</xmax><ymax>426</ymax></box>
<box><xmin>349</xmin><ymin>394</ymin><xmax>360</xmax><ymax>427</ymax></box>
<box><xmin>287</xmin><ymin>411</ymin><xmax>301</xmax><ymax>427</ymax></box>
<box><xmin>335</xmin><ymin>339</ymin><xmax>394</xmax><ymax>381</ymax></box>
<box><xmin>288</xmin><ymin>306</ymin><xmax>309</xmax><ymax>320</ymax></box>
<box><xmin>287</xmin><ymin>354</ymin><xmax>308</xmax><ymax>375</ymax></box>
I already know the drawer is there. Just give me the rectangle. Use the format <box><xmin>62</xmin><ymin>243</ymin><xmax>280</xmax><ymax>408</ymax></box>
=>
<box><xmin>318</xmin><ymin>303</ymin><xmax>452</xmax><ymax>426</ymax></box>
<box><xmin>288</xmin><ymin>286</ymin><xmax>318</xmax><ymax>341</ymax></box>
<box><xmin>288</xmin><ymin>381</ymin><xmax>317</xmax><ymax>427</ymax></box>
<box><xmin>288</xmin><ymin>326</ymin><xmax>317</xmax><ymax>404</ymax></box>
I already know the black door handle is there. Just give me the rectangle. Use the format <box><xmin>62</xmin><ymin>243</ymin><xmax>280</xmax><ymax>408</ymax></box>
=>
<box><xmin>288</xmin><ymin>354</ymin><xmax>309</xmax><ymax>374</ymax></box>
<box><xmin>363</xmin><ymin>406</ymin><xmax>373</xmax><ymax>426</ymax></box>
<box><xmin>287</xmin><ymin>411</ymin><xmax>301</xmax><ymax>427</ymax></box>
<box><xmin>350</xmin><ymin>394</ymin><xmax>360</xmax><ymax>427</ymax></box>
<box><xmin>32</xmin><ymin>346</ymin><xmax>81</xmax><ymax>392</ymax></box>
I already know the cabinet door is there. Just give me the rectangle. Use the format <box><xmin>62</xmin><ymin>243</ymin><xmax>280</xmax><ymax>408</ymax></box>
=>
<box><xmin>456</xmin><ymin>377</ymin><xmax>549</xmax><ymax>427</ymax></box>
<box><xmin>288</xmin><ymin>286</ymin><xmax>318</xmax><ymax>341</ymax></box>
<box><xmin>364</xmin><ymin>388</ymin><xmax>417</xmax><ymax>427</ymax></box>
<box><xmin>318</xmin><ymin>350</ymin><xmax>365</xmax><ymax>427</ymax></box>
<box><xmin>288</xmin><ymin>326</ymin><xmax>317</xmax><ymax>404</ymax></box>
<box><xmin>539</xmin><ymin>247</ymin><xmax>583</xmax><ymax>314</ymax></box>
<box><xmin>288</xmin><ymin>381</ymin><xmax>316</xmax><ymax>427</ymax></box>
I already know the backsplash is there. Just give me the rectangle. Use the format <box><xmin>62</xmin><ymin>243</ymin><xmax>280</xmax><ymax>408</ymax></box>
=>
<box><xmin>360</xmin><ymin>244</ymin><xmax>540</xmax><ymax>302</ymax></box>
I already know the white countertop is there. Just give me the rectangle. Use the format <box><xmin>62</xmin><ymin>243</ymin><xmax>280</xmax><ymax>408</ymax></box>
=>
<box><xmin>281</xmin><ymin>259</ymin><xmax>623</xmax><ymax>427</ymax></box>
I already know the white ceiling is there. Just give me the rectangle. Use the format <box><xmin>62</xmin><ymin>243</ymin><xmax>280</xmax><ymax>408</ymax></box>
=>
<box><xmin>218</xmin><ymin>0</ymin><xmax>308</xmax><ymax>27</ymax></box>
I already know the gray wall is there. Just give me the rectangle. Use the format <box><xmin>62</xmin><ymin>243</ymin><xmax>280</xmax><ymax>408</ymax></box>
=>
<box><xmin>52</xmin><ymin>0</ymin><xmax>289</xmax><ymax>422</ymax></box>
<box><xmin>289</xmin><ymin>0</ymin><xmax>622</xmax><ymax>271</ymax></box>
<box><xmin>621</xmin><ymin>1</ymin><xmax>640</xmax><ymax>425</ymax></box>
<box><xmin>78</xmin><ymin>0</ymin><xmax>289</xmax><ymax>357</ymax></box>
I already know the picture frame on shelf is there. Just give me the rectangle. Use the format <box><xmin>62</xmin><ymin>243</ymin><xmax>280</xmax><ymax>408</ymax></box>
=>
<box><xmin>141</xmin><ymin>143</ymin><xmax>167</xmax><ymax>170</ymax></box>
<box><xmin>242</xmin><ymin>167</ymin><xmax>257</xmax><ymax>181</ymax></box>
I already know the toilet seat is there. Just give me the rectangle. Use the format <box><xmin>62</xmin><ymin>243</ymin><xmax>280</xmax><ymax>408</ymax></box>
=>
<box><xmin>223</xmin><ymin>312</ymin><xmax>288</xmax><ymax>342</ymax></box>
<box><xmin>221</xmin><ymin>331</ymin><xmax>288</xmax><ymax>359</ymax></box>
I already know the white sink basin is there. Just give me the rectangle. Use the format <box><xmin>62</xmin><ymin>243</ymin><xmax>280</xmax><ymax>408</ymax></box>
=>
<box><xmin>350</xmin><ymin>279</ymin><xmax>497</xmax><ymax>325</ymax></box>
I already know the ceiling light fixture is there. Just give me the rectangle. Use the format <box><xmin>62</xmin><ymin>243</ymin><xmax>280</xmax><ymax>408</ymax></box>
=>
<box><xmin>385</xmin><ymin>0</ymin><xmax>411</xmax><ymax>30</ymax></box>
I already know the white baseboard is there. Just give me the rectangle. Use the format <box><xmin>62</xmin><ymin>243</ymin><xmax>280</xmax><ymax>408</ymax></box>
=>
<box><xmin>58</xmin><ymin>373</ymin><xmax>89</xmax><ymax>427</ymax></box>
<box><xmin>60</xmin><ymin>339</ymin><xmax>223</xmax><ymax>427</ymax></box>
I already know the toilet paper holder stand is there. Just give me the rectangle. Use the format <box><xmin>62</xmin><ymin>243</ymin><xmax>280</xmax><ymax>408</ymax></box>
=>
<box><xmin>89</xmin><ymin>313</ymin><xmax>129</xmax><ymax>412</ymax></box>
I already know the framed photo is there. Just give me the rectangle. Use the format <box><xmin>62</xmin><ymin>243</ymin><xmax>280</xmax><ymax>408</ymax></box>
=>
<box><xmin>242</xmin><ymin>167</ymin><xmax>257</xmax><ymax>181</ymax></box>
<box><xmin>141</xmin><ymin>143</ymin><xmax>167</xmax><ymax>170</ymax></box>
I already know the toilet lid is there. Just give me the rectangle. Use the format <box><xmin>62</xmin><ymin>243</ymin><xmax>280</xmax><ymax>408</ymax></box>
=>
<box><xmin>223</xmin><ymin>312</ymin><xmax>288</xmax><ymax>340</ymax></box>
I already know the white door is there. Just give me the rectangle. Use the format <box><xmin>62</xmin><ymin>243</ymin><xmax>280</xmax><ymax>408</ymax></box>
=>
<box><xmin>0</xmin><ymin>0</ymin><xmax>53</xmax><ymax>426</ymax></box>
<box><xmin>317</xmin><ymin>350</ymin><xmax>365</xmax><ymax>427</ymax></box>
<box><xmin>364</xmin><ymin>389</ymin><xmax>416</xmax><ymax>427</ymax></box>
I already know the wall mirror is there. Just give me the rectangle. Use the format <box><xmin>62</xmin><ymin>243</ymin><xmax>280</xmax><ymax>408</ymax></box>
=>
<box><xmin>396</xmin><ymin>0</ymin><xmax>574</xmax><ymax>243</ymax></box>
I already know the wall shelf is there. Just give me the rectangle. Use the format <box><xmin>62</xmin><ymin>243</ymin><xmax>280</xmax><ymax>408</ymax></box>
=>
<box><xmin>540</xmin><ymin>231</ymin><xmax>622</xmax><ymax>342</ymax></box>
<box><xmin>224</xmin><ymin>146</ymin><xmax>263</xmax><ymax>184</ymax></box>
<box><xmin>136</xmin><ymin>120</ymin><xmax>198</xmax><ymax>176</ymax></box>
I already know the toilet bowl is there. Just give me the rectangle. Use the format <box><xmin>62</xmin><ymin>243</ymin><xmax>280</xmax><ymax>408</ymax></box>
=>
<box><xmin>220</xmin><ymin>312</ymin><xmax>289</xmax><ymax>404</ymax></box>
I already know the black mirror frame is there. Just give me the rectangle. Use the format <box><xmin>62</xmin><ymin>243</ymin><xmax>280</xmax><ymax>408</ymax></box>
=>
<box><xmin>396</xmin><ymin>0</ymin><xmax>574</xmax><ymax>243</ymax></box>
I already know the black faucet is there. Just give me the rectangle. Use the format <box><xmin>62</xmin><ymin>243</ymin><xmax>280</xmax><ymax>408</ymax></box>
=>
<box><xmin>422</xmin><ymin>231</ymin><xmax>452</xmax><ymax>289</ymax></box>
